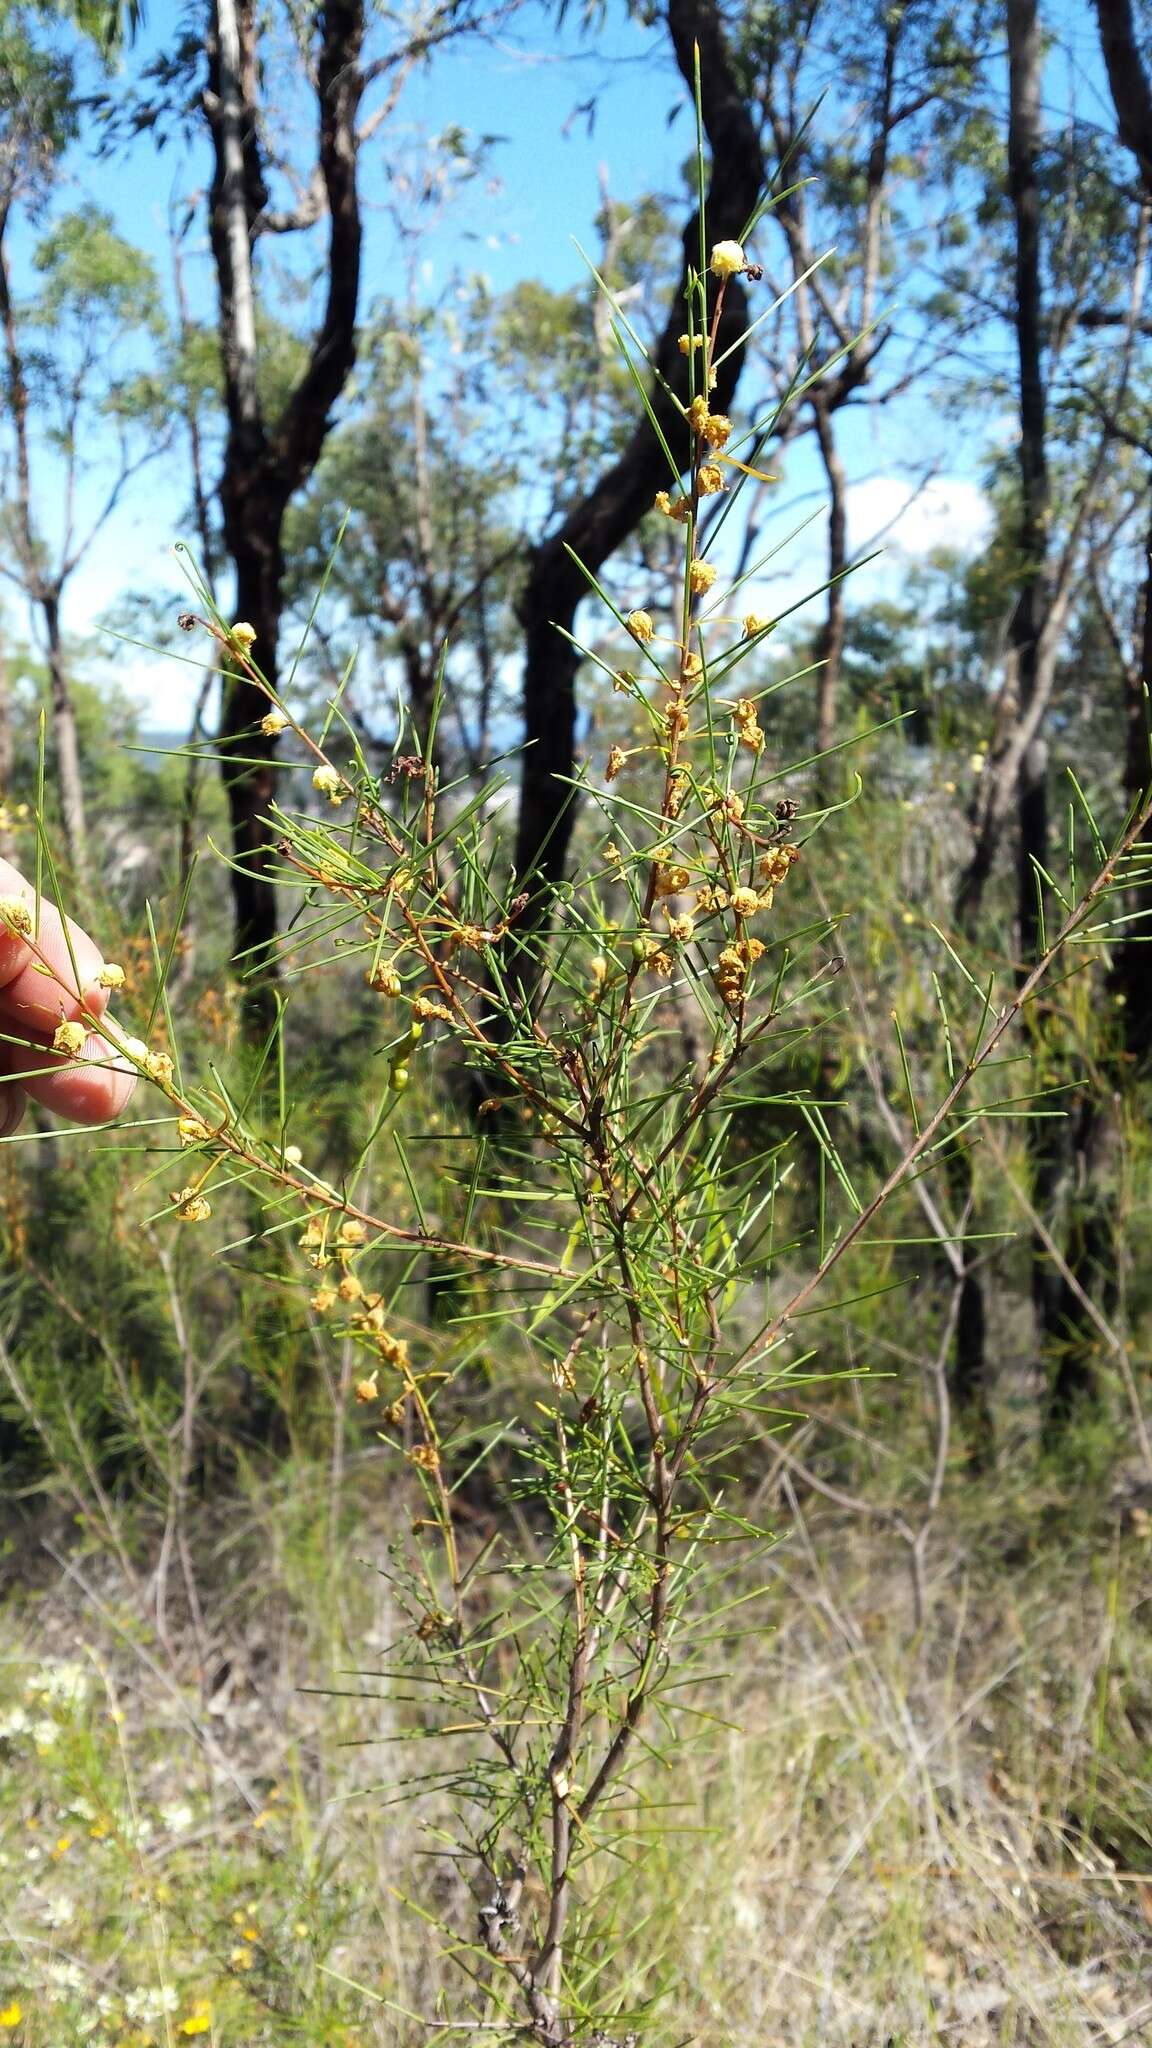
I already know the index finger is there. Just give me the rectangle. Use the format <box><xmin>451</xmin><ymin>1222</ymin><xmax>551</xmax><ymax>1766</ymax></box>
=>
<box><xmin>0</xmin><ymin>856</ymin><xmax>111</xmax><ymax>1031</ymax></box>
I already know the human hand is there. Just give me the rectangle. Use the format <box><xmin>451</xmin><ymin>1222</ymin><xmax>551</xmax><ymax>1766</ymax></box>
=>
<box><xmin>0</xmin><ymin>856</ymin><xmax>138</xmax><ymax>1137</ymax></box>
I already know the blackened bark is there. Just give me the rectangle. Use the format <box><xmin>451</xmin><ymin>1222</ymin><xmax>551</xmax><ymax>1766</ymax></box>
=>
<box><xmin>512</xmin><ymin>0</ymin><xmax>763</xmax><ymax>915</ymax></box>
<box><xmin>813</xmin><ymin>400</ymin><xmax>847</xmax><ymax>780</ymax></box>
<box><xmin>1096</xmin><ymin>0</ymin><xmax>1152</xmax><ymax>191</ymax></box>
<box><xmin>1111</xmin><ymin>504</ymin><xmax>1152</xmax><ymax>1062</ymax></box>
<box><xmin>945</xmin><ymin>1145</ymin><xmax>995</xmax><ymax>1466</ymax></box>
<box><xmin>205</xmin><ymin>0</ymin><xmax>365</xmax><ymax>1002</ymax></box>
<box><xmin>1007</xmin><ymin>0</ymin><xmax>1050</xmax><ymax>970</ymax></box>
<box><xmin>1044</xmin><ymin>1093</ymin><xmax>1117</xmax><ymax>1433</ymax></box>
<box><xmin>1094</xmin><ymin>0</ymin><xmax>1152</xmax><ymax>1067</ymax></box>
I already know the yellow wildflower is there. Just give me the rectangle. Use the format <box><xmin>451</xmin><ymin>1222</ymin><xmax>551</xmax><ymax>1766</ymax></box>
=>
<box><xmin>312</xmin><ymin>764</ymin><xmax>348</xmax><ymax>804</ymax></box>
<box><xmin>730</xmin><ymin>887</ymin><xmax>760</xmax><ymax>919</ymax></box>
<box><xmin>682</xmin><ymin>650</ymin><xmax>703</xmax><ymax>682</ymax></box>
<box><xmin>178</xmin><ymin>2002</ymin><xmax>213</xmax><ymax>2036</ymax></box>
<box><xmin>338</xmin><ymin>1272</ymin><xmax>364</xmax><ymax>1303</ymax></box>
<box><xmin>178</xmin><ymin>1115</ymin><xmax>210</xmax><ymax>1146</ymax></box>
<box><xmin>606</xmin><ymin>745</ymin><xmax>627</xmax><ymax>783</ymax></box>
<box><xmin>687</xmin><ymin>394</ymin><xmax>710</xmax><ymax>435</ymax></box>
<box><xmin>710</xmin><ymin>239</ymin><xmax>745</xmax><ymax>279</ymax></box>
<box><xmin>229</xmin><ymin>1946</ymin><xmax>254</xmax><ymax>1971</ymax></box>
<box><xmin>677</xmin><ymin>332</ymin><xmax>704</xmax><ymax>354</ymax></box>
<box><xmin>653</xmin><ymin>864</ymin><xmax>690</xmax><ymax>899</ymax></box>
<box><xmin>355</xmin><ymin>1373</ymin><xmax>379</xmax><ymax>1404</ymax></box>
<box><xmin>715</xmin><ymin>945</ymin><xmax>747</xmax><ymax>1008</ymax></box>
<box><xmin>310</xmin><ymin>1285</ymin><xmax>337</xmax><ymax>1313</ymax></box>
<box><xmin>367</xmin><ymin>957</ymin><xmax>402</xmax><ymax>996</ymax></box>
<box><xmin>261</xmin><ymin>709</ymin><xmax>289</xmax><ymax>736</ymax></box>
<box><xmin>230</xmin><ymin>621</ymin><xmax>257</xmax><ymax>649</ymax></box>
<box><xmin>97</xmin><ymin>962</ymin><xmax>126</xmax><ymax>991</ymax></box>
<box><xmin>650</xmin><ymin>949</ymin><xmax>673</xmax><ymax>977</ymax></box>
<box><xmin>0</xmin><ymin>2004</ymin><xmax>22</xmax><ymax>2029</ymax></box>
<box><xmin>413</xmin><ymin>995</ymin><xmax>452</xmax><ymax>1022</ymax></box>
<box><xmin>667</xmin><ymin>912</ymin><xmax>695</xmax><ymax>944</ymax></box>
<box><xmin>626</xmin><ymin>609</ymin><xmax>655</xmax><ymax>644</ymax></box>
<box><xmin>701</xmin><ymin>412</ymin><xmax>732</xmax><ymax>448</ymax></box>
<box><xmin>743</xmin><ymin>612</ymin><xmax>773</xmax><ymax>637</ymax></box>
<box><xmin>688</xmin><ymin>558</ymin><xmax>717</xmax><ymax>595</ymax></box>
<box><xmin>339</xmin><ymin>1219</ymin><xmax>367</xmax><ymax>1246</ymax></box>
<box><xmin>143</xmin><ymin>1048</ymin><xmax>175</xmax><ymax>1087</ymax></box>
<box><xmin>52</xmin><ymin>1019</ymin><xmax>86</xmax><ymax>1057</ymax></box>
<box><xmin>698</xmin><ymin>464</ymin><xmax>726</xmax><ymax>496</ymax></box>
<box><xmin>0</xmin><ymin>898</ymin><xmax>32</xmax><ymax>936</ymax></box>
<box><xmin>759</xmin><ymin>844</ymin><xmax>801</xmax><ymax>886</ymax></box>
<box><xmin>734</xmin><ymin>698</ymin><xmax>764</xmax><ymax>752</ymax></box>
<box><xmin>172</xmin><ymin>1186</ymin><xmax>211</xmax><ymax>1222</ymax></box>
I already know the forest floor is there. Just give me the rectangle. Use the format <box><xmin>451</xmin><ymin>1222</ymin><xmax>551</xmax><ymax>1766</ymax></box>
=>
<box><xmin>1</xmin><ymin>1449</ymin><xmax>1151</xmax><ymax>2047</ymax></box>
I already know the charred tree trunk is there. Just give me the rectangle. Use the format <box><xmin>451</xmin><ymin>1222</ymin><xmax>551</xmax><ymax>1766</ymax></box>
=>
<box><xmin>1008</xmin><ymin>0</ymin><xmax>1051</xmax><ymax>968</ymax></box>
<box><xmin>1044</xmin><ymin>1090</ymin><xmax>1121</xmax><ymax>1437</ymax></box>
<box><xmin>1006</xmin><ymin>0</ymin><xmax>1080</xmax><ymax>1411</ymax></box>
<box><xmin>813</xmin><ymin>398</ymin><xmax>848</xmax><ymax>782</ymax></box>
<box><xmin>1095</xmin><ymin>0</ymin><xmax>1152</xmax><ymax>1065</ymax></box>
<box><xmin>204</xmin><ymin>0</ymin><xmax>365</xmax><ymax>1011</ymax></box>
<box><xmin>1111</xmin><ymin>500</ymin><xmax>1152</xmax><ymax>1060</ymax></box>
<box><xmin>512</xmin><ymin>0</ymin><xmax>763</xmax><ymax>922</ymax></box>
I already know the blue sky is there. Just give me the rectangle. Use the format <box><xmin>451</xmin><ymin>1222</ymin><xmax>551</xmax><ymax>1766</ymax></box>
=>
<box><xmin>3</xmin><ymin>0</ymin><xmax>1077</xmax><ymax>733</ymax></box>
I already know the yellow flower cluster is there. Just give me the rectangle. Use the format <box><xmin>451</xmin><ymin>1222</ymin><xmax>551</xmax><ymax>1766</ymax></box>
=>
<box><xmin>759</xmin><ymin>843</ymin><xmax>801</xmax><ymax>887</ymax></box>
<box><xmin>714</xmin><ymin>936</ymin><xmax>765</xmax><ymax>1010</ymax></box>
<box><xmin>172</xmin><ymin>1185</ymin><xmax>211</xmax><ymax>1222</ymax></box>
<box><xmin>626</xmin><ymin>609</ymin><xmax>655</xmax><ymax>644</ymax></box>
<box><xmin>688</xmin><ymin>558</ymin><xmax>717</xmax><ymax>595</ymax></box>
<box><xmin>710</xmin><ymin>239</ymin><xmax>746</xmax><ymax>279</ymax></box>
<box><xmin>312</xmin><ymin>764</ymin><xmax>348</xmax><ymax>805</ymax></box>
<box><xmin>122</xmin><ymin>1035</ymin><xmax>174</xmax><ymax>1087</ymax></box>
<box><xmin>654</xmin><ymin>490</ymin><xmax>692</xmax><ymax>524</ymax></box>
<box><xmin>686</xmin><ymin>396</ymin><xmax>732</xmax><ymax>449</ymax></box>
<box><xmin>734</xmin><ymin>697</ymin><xmax>764</xmax><ymax>751</ymax></box>
<box><xmin>367</xmin><ymin>957</ymin><xmax>402</xmax><ymax>996</ymax></box>
<box><xmin>0</xmin><ymin>897</ymin><xmax>32</xmax><ymax>936</ymax></box>
<box><xmin>52</xmin><ymin>1019</ymin><xmax>86</xmax><ymax>1057</ymax></box>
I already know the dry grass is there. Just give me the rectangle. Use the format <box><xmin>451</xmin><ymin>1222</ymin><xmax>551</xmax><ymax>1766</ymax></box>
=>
<box><xmin>0</xmin><ymin>1448</ymin><xmax>1150</xmax><ymax>2047</ymax></box>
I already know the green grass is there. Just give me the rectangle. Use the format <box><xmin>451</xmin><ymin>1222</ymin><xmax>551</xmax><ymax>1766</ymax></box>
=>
<box><xmin>1</xmin><ymin>1450</ymin><xmax>1149</xmax><ymax>2047</ymax></box>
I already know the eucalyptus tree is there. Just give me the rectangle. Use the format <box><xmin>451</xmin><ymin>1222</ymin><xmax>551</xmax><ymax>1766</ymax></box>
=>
<box><xmin>0</xmin><ymin>204</ymin><xmax>167</xmax><ymax>873</ymax></box>
<box><xmin>192</xmin><ymin>0</ymin><xmax>518</xmax><ymax>1008</ymax></box>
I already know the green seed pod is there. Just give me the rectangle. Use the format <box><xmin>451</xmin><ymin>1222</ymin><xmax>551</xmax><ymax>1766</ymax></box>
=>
<box><xmin>390</xmin><ymin>1063</ymin><xmax>410</xmax><ymax>1093</ymax></box>
<box><xmin>631</xmin><ymin>937</ymin><xmax>649</xmax><ymax>964</ymax></box>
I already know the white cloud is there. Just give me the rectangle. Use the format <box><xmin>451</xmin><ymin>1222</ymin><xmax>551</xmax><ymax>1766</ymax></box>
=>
<box><xmin>846</xmin><ymin>475</ymin><xmax>992</xmax><ymax>559</ymax></box>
